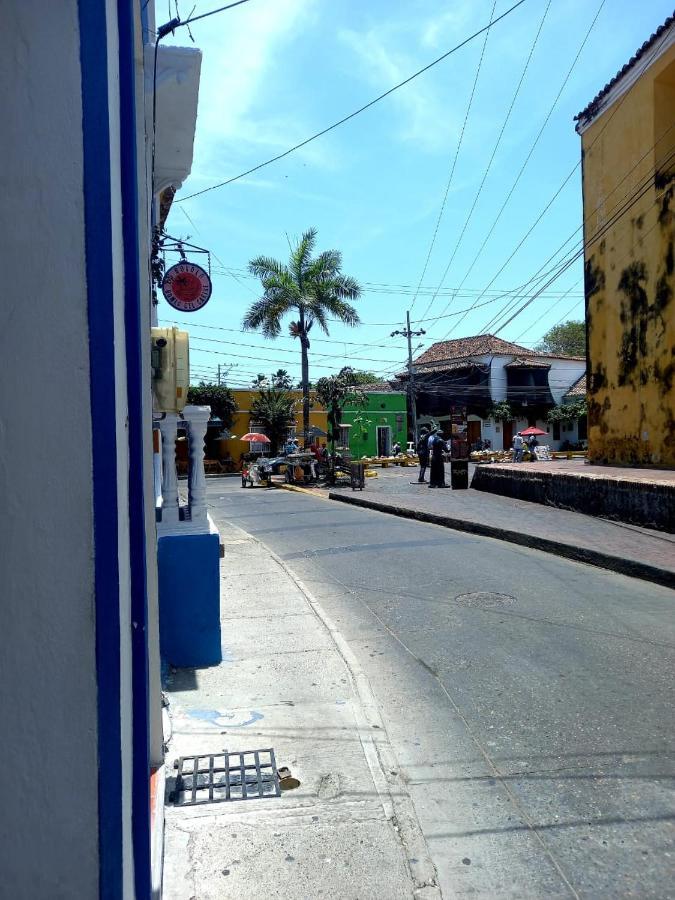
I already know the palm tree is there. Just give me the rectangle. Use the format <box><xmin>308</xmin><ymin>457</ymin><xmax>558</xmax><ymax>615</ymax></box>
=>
<box><xmin>249</xmin><ymin>388</ymin><xmax>297</xmax><ymax>456</ymax></box>
<box><xmin>243</xmin><ymin>228</ymin><xmax>361</xmax><ymax>445</ymax></box>
<box><xmin>272</xmin><ymin>369</ymin><xmax>293</xmax><ymax>390</ymax></box>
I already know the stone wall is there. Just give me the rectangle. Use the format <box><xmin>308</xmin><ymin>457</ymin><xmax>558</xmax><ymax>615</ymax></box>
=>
<box><xmin>471</xmin><ymin>467</ymin><xmax>675</xmax><ymax>532</ymax></box>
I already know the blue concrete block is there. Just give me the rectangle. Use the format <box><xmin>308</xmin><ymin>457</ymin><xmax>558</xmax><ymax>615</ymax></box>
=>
<box><xmin>158</xmin><ymin>530</ymin><xmax>222</xmax><ymax>667</ymax></box>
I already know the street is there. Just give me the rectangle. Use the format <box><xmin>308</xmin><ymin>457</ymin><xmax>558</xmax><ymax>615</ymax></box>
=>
<box><xmin>208</xmin><ymin>479</ymin><xmax>675</xmax><ymax>899</ymax></box>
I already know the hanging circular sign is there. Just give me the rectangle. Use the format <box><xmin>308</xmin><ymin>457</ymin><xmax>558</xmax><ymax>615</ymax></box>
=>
<box><xmin>162</xmin><ymin>260</ymin><xmax>212</xmax><ymax>312</ymax></box>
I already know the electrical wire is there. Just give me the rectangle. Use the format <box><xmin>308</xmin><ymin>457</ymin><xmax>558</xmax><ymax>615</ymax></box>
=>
<box><xmin>176</xmin><ymin>0</ymin><xmax>530</xmax><ymax>202</ymax></box>
<box><xmin>419</xmin><ymin>0</ymin><xmax>552</xmax><ymax>322</ymax></box>
<box><xmin>408</xmin><ymin>0</ymin><xmax>497</xmax><ymax>312</ymax></box>
<box><xmin>479</xmin><ymin>136</ymin><xmax>675</xmax><ymax>336</ymax></box>
<box><xmin>434</xmin><ymin>24</ymin><xmax>674</xmax><ymax>341</ymax></box>
<box><xmin>490</xmin><ymin>168</ymin><xmax>672</xmax><ymax>336</ymax></box>
<box><xmin>437</xmin><ymin>0</ymin><xmax>607</xmax><ymax>316</ymax></box>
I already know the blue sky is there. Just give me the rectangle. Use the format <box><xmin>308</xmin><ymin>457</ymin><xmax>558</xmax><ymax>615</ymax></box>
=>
<box><xmin>160</xmin><ymin>0</ymin><xmax>672</xmax><ymax>386</ymax></box>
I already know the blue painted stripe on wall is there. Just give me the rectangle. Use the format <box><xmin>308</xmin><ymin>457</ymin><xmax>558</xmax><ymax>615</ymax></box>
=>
<box><xmin>117</xmin><ymin>0</ymin><xmax>152</xmax><ymax>896</ymax></box>
<box><xmin>78</xmin><ymin>1</ymin><xmax>123</xmax><ymax>897</ymax></box>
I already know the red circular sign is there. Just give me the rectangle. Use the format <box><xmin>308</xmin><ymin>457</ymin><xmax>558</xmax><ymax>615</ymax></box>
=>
<box><xmin>162</xmin><ymin>261</ymin><xmax>212</xmax><ymax>312</ymax></box>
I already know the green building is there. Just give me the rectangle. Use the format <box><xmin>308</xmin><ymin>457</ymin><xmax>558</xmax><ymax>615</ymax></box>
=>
<box><xmin>340</xmin><ymin>383</ymin><xmax>408</xmax><ymax>458</ymax></box>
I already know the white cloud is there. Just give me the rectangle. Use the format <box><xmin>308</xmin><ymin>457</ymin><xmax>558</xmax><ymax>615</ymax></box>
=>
<box><xmin>338</xmin><ymin>25</ymin><xmax>461</xmax><ymax>153</ymax></box>
<box><xmin>172</xmin><ymin>0</ymin><xmax>338</xmax><ymax>189</ymax></box>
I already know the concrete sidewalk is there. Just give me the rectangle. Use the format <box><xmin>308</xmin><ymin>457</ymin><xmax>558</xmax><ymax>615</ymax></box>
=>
<box><xmin>162</xmin><ymin>517</ymin><xmax>439</xmax><ymax>900</ymax></box>
<box><xmin>328</xmin><ymin>470</ymin><xmax>675</xmax><ymax>589</ymax></box>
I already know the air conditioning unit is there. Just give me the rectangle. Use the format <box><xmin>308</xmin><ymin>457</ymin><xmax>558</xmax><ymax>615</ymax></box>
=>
<box><xmin>151</xmin><ymin>326</ymin><xmax>189</xmax><ymax>413</ymax></box>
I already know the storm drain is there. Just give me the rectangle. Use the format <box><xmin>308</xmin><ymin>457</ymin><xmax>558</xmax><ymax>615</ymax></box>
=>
<box><xmin>455</xmin><ymin>591</ymin><xmax>517</xmax><ymax>609</ymax></box>
<box><xmin>171</xmin><ymin>749</ymin><xmax>280</xmax><ymax>806</ymax></box>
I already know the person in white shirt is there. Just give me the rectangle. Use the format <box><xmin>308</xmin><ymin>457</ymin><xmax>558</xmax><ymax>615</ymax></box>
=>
<box><xmin>512</xmin><ymin>432</ymin><xmax>524</xmax><ymax>462</ymax></box>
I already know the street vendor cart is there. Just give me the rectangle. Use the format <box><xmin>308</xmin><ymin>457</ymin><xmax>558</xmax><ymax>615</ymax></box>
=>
<box><xmin>284</xmin><ymin>451</ymin><xmax>317</xmax><ymax>485</ymax></box>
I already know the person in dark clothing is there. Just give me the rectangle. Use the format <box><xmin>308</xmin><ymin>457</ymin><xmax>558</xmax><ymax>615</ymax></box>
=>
<box><xmin>415</xmin><ymin>427</ymin><xmax>430</xmax><ymax>483</ymax></box>
<box><xmin>428</xmin><ymin>428</ymin><xmax>448</xmax><ymax>488</ymax></box>
<box><xmin>527</xmin><ymin>435</ymin><xmax>539</xmax><ymax>460</ymax></box>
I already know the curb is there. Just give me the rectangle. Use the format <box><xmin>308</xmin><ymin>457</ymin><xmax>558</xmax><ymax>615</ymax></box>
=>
<box><xmin>328</xmin><ymin>492</ymin><xmax>675</xmax><ymax>591</ymax></box>
<box><xmin>275</xmin><ymin>482</ymin><xmax>330</xmax><ymax>500</ymax></box>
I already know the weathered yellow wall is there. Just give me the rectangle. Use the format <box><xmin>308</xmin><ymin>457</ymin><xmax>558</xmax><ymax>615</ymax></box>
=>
<box><xmin>581</xmin><ymin>43</ymin><xmax>675</xmax><ymax>466</ymax></box>
<box><xmin>221</xmin><ymin>389</ymin><xmax>328</xmax><ymax>464</ymax></box>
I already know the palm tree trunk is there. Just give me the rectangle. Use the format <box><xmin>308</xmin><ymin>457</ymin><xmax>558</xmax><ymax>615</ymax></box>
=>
<box><xmin>299</xmin><ymin>309</ymin><xmax>310</xmax><ymax>446</ymax></box>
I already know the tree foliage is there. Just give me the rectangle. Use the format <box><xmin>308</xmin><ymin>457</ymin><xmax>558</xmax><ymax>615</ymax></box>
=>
<box><xmin>187</xmin><ymin>382</ymin><xmax>237</xmax><ymax>428</ymax></box>
<box><xmin>488</xmin><ymin>401</ymin><xmax>514</xmax><ymax>422</ymax></box>
<box><xmin>243</xmin><ymin>228</ymin><xmax>361</xmax><ymax>444</ymax></box>
<box><xmin>535</xmin><ymin>320</ymin><xmax>586</xmax><ymax>356</ymax></box>
<box><xmin>546</xmin><ymin>397</ymin><xmax>588</xmax><ymax>423</ymax></box>
<box><xmin>345</xmin><ymin>369</ymin><xmax>379</xmax><ymax>385</ymax></box>
<box><xmin>272</xmin><ymin>369</ymin><xmax>293</xmax><ymax>389</ymax></box>
<box><xmin>249</xmin><ymin>388</ymin><xmax>297</xmax><ymax>455</ymax></box>
<box><xmin>314</xmin><ymin>367</ymin><xmax>367</xmax><ymax>452</ymax></box>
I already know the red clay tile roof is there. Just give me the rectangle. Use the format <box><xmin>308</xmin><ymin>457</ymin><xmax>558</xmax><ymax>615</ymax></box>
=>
<box><xmin>565</xmin><ymin>373</ymin><xmax>587</xmax><ymax>398</ymax></box>
<box><xmin>504</xmin><ymin>357</ymin><xmax>551</xmax><ymax>369</ymax></box>
<box><xmin>575</xmin><ymin>14</ymin><xmax>675</xmax><ymax>130</ymax></box>
<box><xmin>352</xmin><ymin>381</ymin><xmax>406</xmax><ymax>393</ymax></box>
<box><xmin>414</xmin><ymin>335</ymin><xmax>532</xmax><ymax>368</ymax></box>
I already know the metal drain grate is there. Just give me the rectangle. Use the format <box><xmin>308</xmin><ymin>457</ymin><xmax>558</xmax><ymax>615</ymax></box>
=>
<box><xmin>171</xmin><ymin>749</ymin><xmax>280</xmax><ymax>806</ymax></box>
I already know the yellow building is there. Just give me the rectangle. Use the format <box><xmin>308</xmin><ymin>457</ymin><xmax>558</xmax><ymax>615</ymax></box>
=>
<box><xmin>575</xmin><ymin>15</ymin><xmax>675</xmax><ymax>466</ymax></box>
<box><xmin>221</xmin><ymin>389</ymin><xmax>328</xmax><ymax>465</ymax></box>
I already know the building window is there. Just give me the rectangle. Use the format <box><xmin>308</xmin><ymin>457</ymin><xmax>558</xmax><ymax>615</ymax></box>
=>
<box><xmin>338</xmin><ymin>426</ymin><xmax>351</xmax><ymax>447</ymax></box>
<box><xmin>248</xmin><ymin>421</ymin><xmax>269</xmax><ymax>454</ymax></box>
<box><xmin>553</xmin><ymin>421</ymin><xmax>561</xmax><ymax>441</ymax></box>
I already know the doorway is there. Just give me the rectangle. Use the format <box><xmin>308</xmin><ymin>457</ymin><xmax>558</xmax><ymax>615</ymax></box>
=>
<box><xmin>377</xmin><ymin>426</ymin><xmax>392</xmax><ymax>456</ymax></box>
<box><xmin>467</xmin><ymin>420</ymin><xmax>481</xmax><ymax>448</ymax></box>
<box><xmin>502</xmin><ymin>421</ymin><xmax>513</xmax><ymax>450</ymax></box>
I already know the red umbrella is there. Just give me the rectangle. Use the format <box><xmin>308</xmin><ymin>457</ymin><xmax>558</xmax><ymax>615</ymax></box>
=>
<box><xmin>519</xmin><ymin>426</ymin><xmax>547</xmax><ymax>436</ymax></box>
<box><xmin>240</xmin><ymin>432</ymin><xmax>271</xmax><ymax>443</ymax></box>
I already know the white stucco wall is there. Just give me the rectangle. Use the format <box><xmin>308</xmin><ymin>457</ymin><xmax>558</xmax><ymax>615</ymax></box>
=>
<box><xmin>545</xmin><ymin>357</ymin><xmax>586</xmax><ymax>403</ymax></box>
<box><xmin>0</xmin><ymin>4</ymin><xmax>99</xmax><ymax>897</ymax></box>
<box><xmin>486</xmin><ymin>355</ymin><xmax>508</xmax><ymax>401</ymax></box>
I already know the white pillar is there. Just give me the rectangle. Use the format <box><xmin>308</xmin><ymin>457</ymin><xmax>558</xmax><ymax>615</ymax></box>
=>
<box><xmin>159</xmin><ymin>413</ymin><xmax>179</xmax><ymax>525</ymax></box>
<box><xmin>182</xmin><ymin>404</ymin><xmax>210</xmax><ymax>526</ymax></box>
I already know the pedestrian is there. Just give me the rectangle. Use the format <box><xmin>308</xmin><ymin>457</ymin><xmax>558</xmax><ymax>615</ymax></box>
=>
<box><xmin>392</xmin><ymin>440</ymin><xmax>401</xmax><ymax>456</ymax></box>
<box><xmin>428</xmin><ymin>427</ymin><xmax>449</xmax><ymax>488</ymax></box>
<box><xmin>527</xmin><ymin>434</ymin><xmax>539</xmax><ymax>460</ymax></box>
<box><xmin>512</xmin><ymin>432</ymin><xmax>524</xmax><ymax>462</ymax></box>
<box><xmin>415</xmin><ymin>427</ymin><xmax>430</xmax><ymax>483</ymax></box>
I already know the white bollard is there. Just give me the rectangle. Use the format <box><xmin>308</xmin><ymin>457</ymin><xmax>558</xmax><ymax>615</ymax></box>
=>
<box><xmin>158</xmin><ymin>413</ymin><xmax>179</xmax><ymax>525</ymax></box>
<box><xmin>182</xmin><ymin>404</ymin><xmax>210</xmax><ymax>527</ymax></box>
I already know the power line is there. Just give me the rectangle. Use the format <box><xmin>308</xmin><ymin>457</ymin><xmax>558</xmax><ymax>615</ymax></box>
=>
<box><xmin>514</xmin><ymin>277</ymin><xmax>582</xmax><ymax>341</ymax></box>
<box><xmin>436</xmin><ymin>23</ymin><xmax>674</xmax><ymax>341</ymax></box>
<box><xmin>176</xmin><ymin>0</ymin><xmax>530</xmax><ymax>202</ymax></box>
<box><xmin>408</xmin><ymin>0</ymin><xmax>497</xmax><ymax>313</ymax></box>
<box><xmin>490</xmin><ymin>166</ymin><xmax>672</xmax><ymax>336</ymax></box>
<box><xmin>438</xmin><ymin>0</ymin><xmax>607</xmax><ymax>317</ymax></box>
<box><xmin>186</xmin><ymin>333</ymin><xmax>405</xmax><ymax>365</ymax></box>
<box><xmin>419</xmin><ymin>0</ymin><xmax>552</xmax><ymax>322</ymax></box>
<box><xmin>479</xmin><ymin>134</ymin><xmax>675</xmax><ymax>336</ymax></box>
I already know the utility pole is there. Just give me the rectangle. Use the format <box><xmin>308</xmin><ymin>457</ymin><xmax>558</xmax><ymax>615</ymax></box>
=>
<box><xmin>391</xmin><ymin>311</ymin><xmax>425</xmax><ymax>446</ymax></box>
<box><xmin>217</xmin><ymin>364</ymin><xmax>221</xmax><ymax>386</ymax></box>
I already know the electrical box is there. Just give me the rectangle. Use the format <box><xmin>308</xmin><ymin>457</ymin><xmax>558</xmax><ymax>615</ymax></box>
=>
<box><xmin>151</xmin><ymin>326</ymin><xmax>190</xmax><ymax>413</ymax></box>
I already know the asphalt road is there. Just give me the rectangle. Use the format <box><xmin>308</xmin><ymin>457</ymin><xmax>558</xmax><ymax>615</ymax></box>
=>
<box><xmin>208</xmin><ymin>480</ymin><xmax>675</xmax><ymax>899</ymax></box>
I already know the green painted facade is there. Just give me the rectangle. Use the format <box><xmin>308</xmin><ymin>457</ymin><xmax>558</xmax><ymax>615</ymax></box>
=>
<box><xmin>341</xmin><ymin>391</ymin><xmax>408</xmax><ymax>458</ymax></box>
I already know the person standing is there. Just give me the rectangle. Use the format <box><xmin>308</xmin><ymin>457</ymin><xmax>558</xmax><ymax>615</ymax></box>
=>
<box><xmin>415</xmin><ymin>427</ymin><xmax>430</xmax><ymax>483</ymax></box>
<box><xmin>428</xmin><ymin>428</ymin><xmax>448</xmax><ymax>488</ymax></box>
<box><xmin>512</xmin><ymin>432</ymin><xmax>524</xmax><ymax>462</ymax></box>
<box><xmin>527</xmin><ymin>434</ymin><xmax>539</xmax><ymax>460</ymax></box>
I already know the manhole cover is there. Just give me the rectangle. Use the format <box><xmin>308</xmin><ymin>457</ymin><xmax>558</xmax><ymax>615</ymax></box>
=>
<box><xmin>171</xmin><ymin>749</ymin><xmax>280</xmax><ymax>806</ymax></box>
<box><xmin>455</xmin><ymin>592</ymin><xmax>517</xmax><ymax>609</ymax></box>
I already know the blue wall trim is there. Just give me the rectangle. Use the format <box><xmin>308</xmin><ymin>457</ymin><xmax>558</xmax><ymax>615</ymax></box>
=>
<box><xmin>118</xmin><ymin>0</ymin><xmax>152</xmax><ymax>896</ymax></box>
<box><xmin>78</xmin><ymin>1</ymin><xmax>123</xmax><ymax>897</ymax></box>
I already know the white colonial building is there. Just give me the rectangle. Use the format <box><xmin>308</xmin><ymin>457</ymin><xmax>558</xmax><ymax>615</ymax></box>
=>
<box><xmin>410</xmin><ymin>335</ymin><xmax>586</xmax><ymax>450</ymax></box>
